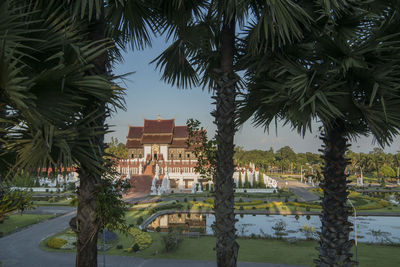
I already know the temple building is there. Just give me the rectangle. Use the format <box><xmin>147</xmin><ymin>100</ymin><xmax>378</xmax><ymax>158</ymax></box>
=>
<box><xmin>118</xmin><ymin>116</ymin><xmax>277</xmax><ymax>194</ymax></box>
<box><xmin>118</xmin><ymin>116</ymin><xmax>208</xmax><ymax>193</ymax></box>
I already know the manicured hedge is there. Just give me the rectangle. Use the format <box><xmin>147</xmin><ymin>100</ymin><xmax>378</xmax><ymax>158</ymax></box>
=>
<box><xmin>235</xmin><ymin>200</ymin><xmax>263</xmax><ymax>206</ymax></box>
<box><xmin>47</xmin><ymin>237</ymin><xmax>67</xmax><ymax>249</ymax></box>
<box><xmin>124</xmin><ymin>228</ymin><xmax>152</xmax><ymax>252</ymax></box>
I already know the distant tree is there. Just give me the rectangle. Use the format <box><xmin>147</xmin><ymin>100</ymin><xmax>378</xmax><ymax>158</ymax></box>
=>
<box><xmin>105</xmin><ymin>137</ymin><xmax>128</xmax><ymax>159</ymax></box>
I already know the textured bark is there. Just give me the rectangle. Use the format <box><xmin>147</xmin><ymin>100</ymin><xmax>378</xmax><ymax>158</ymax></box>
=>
<box><xmin>71</xmin><ymin>169</ymin><xmax>101</xmax><ymax>267</ymax></box>
<box><xmin>212</xmin><ymin>11</ymin><xmax>239</xmax><ymax>267</ymax></box>
<box><xmin>69</xmin><ymin>6</ymin><xmax>107</xmax><ymax>267</ymax></box>
<box><xmin>316</xmin><ymin>120</ymin><xmax>355</xmax><ymax>266</ymax></box>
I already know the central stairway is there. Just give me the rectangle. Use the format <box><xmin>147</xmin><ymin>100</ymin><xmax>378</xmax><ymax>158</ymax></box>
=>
<box><xmin>127</xmin><ymin>175</ymin><xmax>153</xmax><ymax>193</ymax></box>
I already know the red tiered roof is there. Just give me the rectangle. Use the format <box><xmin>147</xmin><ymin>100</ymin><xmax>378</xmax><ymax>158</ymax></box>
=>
<box><xmin>141</xmin><ymin>134</ymin><xmax>173</xmax><ymax>144</ymax></box>
<box><xmin>126</xmin><ymin>140</ymin><xmax>142</xmax><ymax>148</ymax></box>
<box><xmin>173</xmin><ymin>126</ymin><xmax>188</xmax><ymax>138</ymax></box>
<box><xmin>125</xmin><ymin>118</ymin><xmax>202</xmax><ymax>148</ymax></box>
<box><xmin>127</xmin><ymin>127</ymin><xmax>143</xmax><ymax>139</ymax></box>
<box><xmin>143</xmin><ymin>119</ymin><xmax>174</xmax><ymax>134</ymax></box>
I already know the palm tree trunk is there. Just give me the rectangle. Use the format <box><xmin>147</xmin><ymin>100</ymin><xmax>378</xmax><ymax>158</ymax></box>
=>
<box><xmin>212</xmin><ymin>11</ymin><xmax>239</xmax><ymax>267</ymax></box>
<box><xmin>316</xmin><ymin>120</ymin><xmax>354</xmax><ymax>266</ymax></box>
<box><xmin>69</xmin><ymin>6</ymin><xmax>107</xmax><ymax>267</ymax></box>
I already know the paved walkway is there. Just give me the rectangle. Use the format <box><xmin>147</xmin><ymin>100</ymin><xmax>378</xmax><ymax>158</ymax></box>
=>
<box><xmin>0</xmin><ymin>210</ymin><xmax>307</xmax><ymax>267</ymax></box>
<box><xmin>24</xmin><ymin>205</ymin><xmax>76</xmax><ymax>215</ymax></box>
<box><xmin>276</xmin><ymin>179</ymin><xmax>320</xmax><ymax>202</ymax></box>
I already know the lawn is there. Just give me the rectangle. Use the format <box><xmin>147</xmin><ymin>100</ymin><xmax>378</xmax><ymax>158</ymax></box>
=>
<box><xmin>0</xmin><ymin>214</ymin><xmax>55</xmax><ymax>235</ymax></box>
<box><xmin>33</xmin><ymin>198</ymin><xmax>72</xmax><ymax>206</ymax></box>
<box><xmin>38</xmin><ymin>207</ymin><xmax>400</xmax><ymax>267</ymax></box>
<box><xmin>39</xmin><ymin>229</ymin><xmax>400</xmax><ymax>267</ymax></box>
<box><xmin>115</xmin><ymin>235</ymin><xmax>400</xmax><ymax>267</ymax></box>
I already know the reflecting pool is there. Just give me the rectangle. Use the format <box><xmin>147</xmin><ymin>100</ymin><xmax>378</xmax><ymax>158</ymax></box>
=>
<box><xmin>147</xmin><ymin>213</ymin><xmax>400</xmax><ymax>244</ymax></box>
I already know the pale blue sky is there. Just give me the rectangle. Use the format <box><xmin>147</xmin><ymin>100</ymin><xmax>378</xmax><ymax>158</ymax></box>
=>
<box><xmin>107</xmin><ymin>38</ymin><xmax>400</xmax><ymax>154</ymax></box>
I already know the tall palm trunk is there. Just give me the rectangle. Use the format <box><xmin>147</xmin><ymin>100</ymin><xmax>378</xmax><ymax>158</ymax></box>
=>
<box><xmin>316</xmin><ymin>120</ymin><xmax>354</xmax><ymax>266</ymax></box>
<box><xmin>213</xmin><ymin>11</ymin><xmax>239</xmax><ymax>267</ymax></box>
<box><xmin>70</xmin><ymin>7</ymin><xmax>107</xmax><ymax>267</ymax></box>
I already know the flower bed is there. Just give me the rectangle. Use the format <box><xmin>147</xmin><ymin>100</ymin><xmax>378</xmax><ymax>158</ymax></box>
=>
<box><xmin>47</xmin><ymin>237</ymin><xmax>67</xmax><ymax>249</ymax></box>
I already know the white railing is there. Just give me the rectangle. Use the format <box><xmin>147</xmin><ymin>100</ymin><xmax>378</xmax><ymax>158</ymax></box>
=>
<box><xmin>235</xmin><ymin>188</ymin><xmax>276</xmax><ymax>193</ymax></box>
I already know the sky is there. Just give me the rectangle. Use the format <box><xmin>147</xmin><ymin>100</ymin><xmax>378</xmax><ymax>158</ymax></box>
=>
<box><xmin>107</xmin><ymin>37</ymin><xmax>400</xmax><ymax>155</ymax></box>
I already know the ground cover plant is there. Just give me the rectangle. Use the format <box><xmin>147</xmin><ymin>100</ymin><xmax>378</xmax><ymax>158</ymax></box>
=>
<box><xmin>0</xmin><ymin>214</ymin><xmax>54</xmax><ymax>235</ymax></box>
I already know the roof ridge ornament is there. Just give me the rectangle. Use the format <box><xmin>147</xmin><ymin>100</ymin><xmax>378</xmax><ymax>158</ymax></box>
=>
<box><xmin>158</xmin><ymin>114</ymin><xmax>161</xmax><ymax>121</ymax></box>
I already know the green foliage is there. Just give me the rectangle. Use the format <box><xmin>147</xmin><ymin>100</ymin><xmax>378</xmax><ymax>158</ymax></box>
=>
<box><xmin>136</xmin><ymin>217</ymin><xmax>144</xmax><ymax>225</ymax></box>
<box><xmin>0</xmin><ymin>187</ymin><xmax>33</xmax><ymax>220</ymax></box>
<box><xmin>204</xmin><ymin>198</ymin><xmax>214</xmax><ymax>204</ymax></box>
<box><xmin>186</xmin><ymin>119</ymin><xmax>216</xmax><ymax>180</ymax></box>
<box><xmin>238</xmin><ymin>172</ymin><xmax>242</xmax><ymax>188</ymax></box>
<box><xmin>47</xmin><ymin>237</ymin><xmax>67</xmax><ymax>249</ymax></box>
<box><xmin>105</xmin><ymin>137</ymin><xmax>128</xmax><ymax>159</ymax></box>
<box><xmin>163</xmin><ymin>229</ymin><xmax>183</xmax><ymax>252</ymax></box>
<box><xmin>96</xmin><ymin>175</ymin><xmax>129</xmax><ymax>231</ymax></box>
<box><xmin>380</xmin><ymin>165</ymin><xmax>396</xmax><ymax>178</ymax></box>
<box><xmin>0</xmin><ymin>0</ymin><xmax>125</xmax><ymax>175</ymax></box>
<box><xmin>124</xmin><ymin>228</ymin><xmax>152</xmax><ymax>252</ymax></box>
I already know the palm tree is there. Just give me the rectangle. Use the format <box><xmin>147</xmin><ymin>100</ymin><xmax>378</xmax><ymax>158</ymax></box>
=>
<box><xmin>1</xmin><ymin>1</ymin><xmax>126</xmax><ymax>266</ymax></box>
<box><xmin>239</xmin><ymin>2</ymin><xmax>400</xmax><ymax>266</ymax></box>
<box><xmin>60</xmin><ymin>1</ymin><xmax>155</xmax><ymax>265</ymax></box>
<box><xmin>367</xmin><ymin>150</ymin><xmax>385</xmax><ymax>183</ymax></box>
<box><xmin>152</xmin><ymin>1</ymin><xmax>309</xmax><ymax>265</ymax></box>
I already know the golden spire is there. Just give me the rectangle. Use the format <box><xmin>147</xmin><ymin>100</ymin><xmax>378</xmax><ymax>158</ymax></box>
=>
<box><xmin>158</xmin><ymin>114</ymin><xmax>161</xmax><ymax>121</ymax></box>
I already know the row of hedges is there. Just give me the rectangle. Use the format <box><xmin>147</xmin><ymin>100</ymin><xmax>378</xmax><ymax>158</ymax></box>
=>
<box><xmin>235</xmin><ymin>200</ymin><xmax>263</xmax><ymax>206</ymax></box>
<box><xmin>47</xmin><ymin>237</ymin><xmax>67</xmax><ymax>249</ymax></box>
<box><xmin>124</xmin><ymin>228</ymin><xmax>152</xmax><ymax>252</ymax></box>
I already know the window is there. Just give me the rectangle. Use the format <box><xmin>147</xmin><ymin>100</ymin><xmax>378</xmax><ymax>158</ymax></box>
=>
<box><xmin>187</xmin><ymin>153</ymin><xmax>190</xmax><ymax>158</ymax></box>
<box><xmin>170</xmin><ymin>154</ymin><xmax>174</xmax><ymax>159</ymax></box>
<box><xmin>179</xmin><ymin>154</ymin><xmax>182</xmax><ymax>159</ymax></box>
<box><xmin>131</xmin><ymin>154</ymin><xmax>135</xmax><ymax>158</ymax></box>
<box><xmin>139</xmin><ymin>154</ymin><xmax>142</xmax><ymax>158</ymax></box>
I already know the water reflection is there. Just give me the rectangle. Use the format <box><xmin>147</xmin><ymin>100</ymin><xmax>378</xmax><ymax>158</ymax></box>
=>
<box><xmin>147</xmin><ymin>213</ymin><xmax>400</xmax><ymax>244</ymax></box>
<box><xmin>147</xmin><ymin>213</ymin><xmax>206</xmax><ymax>233</ymax></box>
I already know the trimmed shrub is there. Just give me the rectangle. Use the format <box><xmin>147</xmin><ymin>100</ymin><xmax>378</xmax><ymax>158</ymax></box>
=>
<box><xmin>116</xmin><ymin>244</ymin><xmax>123</xmax><ymax>249</ymax></box>
<box><xmin>156</xmin><ymin>226</ymin><xmax>161</xmax><ymax>232</ymax></box>
<box><xmin>124</xmin><ymin>228</ymin><xmax>152</xmax><ymax>252</ymax></box>
<box><xmin>47</xmin><ymin>237</ymin><xmax>67</xmax><ymax>249</ymax></box>
<box><xmin>162</xmin><ymin>229</ymin><xmax>182</xmax><ymax>252</ymax></box>
<box><xmin>204</xmin><ymin>198</ymin><xmax>214</xmax><ymax>204</ymax></box>
<box><xmin>132</xmin><ymin>243</ymin><xmax>140</xmax><ymax>252</ymax></box>
<box><xmin>136</xmin><ymin>216</ymin><xmax>144</xmax><ymax>225</ymax></box>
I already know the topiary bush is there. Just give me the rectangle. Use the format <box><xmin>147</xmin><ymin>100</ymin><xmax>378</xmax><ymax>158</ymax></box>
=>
<box><xmin>124</xmin><ymin>228</ymin><xmax>152</xmax><ymax>252</ymax></box>
<box><xmin>136</xmin><ymin>216</ymin><xmax>144</xmax><ymax>225</ymax></box>
<box><xmin>162</xmin><ymin>229</ymin><xmax>182</xmax><ymax>252</ymax></box>
<box><xmin>47</xmin><ymin>237</ymin><xmax>67</xmax><ymax>249</ymax></box>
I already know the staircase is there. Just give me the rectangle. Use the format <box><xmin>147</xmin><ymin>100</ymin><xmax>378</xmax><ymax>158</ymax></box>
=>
<box><xmin>125</xmin><ymin>161</ymin><xmax>155</xmax><ymax>194</ymax></box>
<box><xmin>127</xmin><ymin>175</ymin><xmax>153</xmax><ymax>193</ymax></box>
<box><xmin>143</xmin><ymin>163</ymin><xmax>154</xmax><ymax>176</ymax></box>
